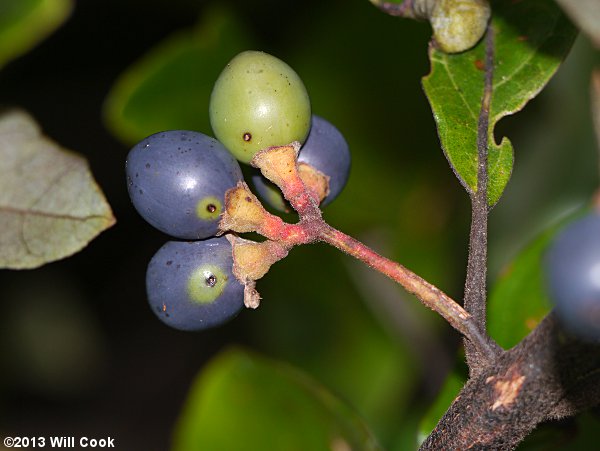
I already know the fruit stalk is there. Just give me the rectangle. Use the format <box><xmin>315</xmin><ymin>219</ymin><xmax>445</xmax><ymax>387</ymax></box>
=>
<box><xmin>233</xmin><ymin>143</ymin><xmax>499</xmax><ymax>358</ymax></box>
<box><xmin>318</xmin><ymin>224</ymin><xmax>498</xmax><ymax>358</ymax></box>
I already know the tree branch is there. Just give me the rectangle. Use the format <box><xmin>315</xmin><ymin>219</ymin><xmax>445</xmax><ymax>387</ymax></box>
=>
<box><xmin>421</xmin><ymin>313</ymin><xmax>600</xmax><ymax>450</ymax></box>
<box><xmin>463</xmin><ymin>25</ymin><xmax>496</xmax><ymax>373</ymax></box>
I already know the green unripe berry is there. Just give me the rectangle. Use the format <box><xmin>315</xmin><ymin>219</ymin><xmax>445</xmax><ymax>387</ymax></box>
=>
<box><xmin>429</xmin><ymin>0</ymin><xmax>490</xmax><ymax>53</ymax></box>
<box><xmin>209</xmin><ymin>50</ymin><xmax>311</xmax><ymax>164</ymax></box>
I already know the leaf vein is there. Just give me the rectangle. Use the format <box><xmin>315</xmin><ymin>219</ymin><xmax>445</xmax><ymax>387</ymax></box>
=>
<box><xmin>0</xmin><ymin>205</ymin><xmax>109</xmax><ymax>222</ymax></box>
<box><xmin>492</xmin><ymin>23</ymin><xmax>556</xmax><ymax>92</ymax></box>
<box><xmin>434</xmin><ymin>55</ymin><xmax>478</xmax><ymax>121</ymax></box>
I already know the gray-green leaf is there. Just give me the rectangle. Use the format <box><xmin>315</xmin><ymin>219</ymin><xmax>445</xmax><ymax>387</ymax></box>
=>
<box><xmin>0</xmin><ymin>110</ymin><xmax>115</xmax><ymax>269</ymax></box>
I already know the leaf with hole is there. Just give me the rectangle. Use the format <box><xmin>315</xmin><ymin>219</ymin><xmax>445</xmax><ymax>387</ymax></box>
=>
<box><xmin>422</xmin><ymin>0</ymin><xmax>576</xmax><ymax>207</ymax></box>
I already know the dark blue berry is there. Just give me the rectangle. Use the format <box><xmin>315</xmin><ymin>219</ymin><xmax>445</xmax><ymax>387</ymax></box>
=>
<box><xmin>126</xmin><ymin>130</ymin><xmax>243</xmax><ymax>239</ymax></box>
<box><xmin>146</xmin><ymin>237</ymin><xmax>244</xmax><ymax>331</ymax></box>
<box><xmin>544</xmin><ymin>212</ymin><xmax>600</xmax><ymax>342</ymax></box>
<box><xmin>252</xmin><ymin>115</ymin><xmax>350</xmax><ymax>211</ymax></box>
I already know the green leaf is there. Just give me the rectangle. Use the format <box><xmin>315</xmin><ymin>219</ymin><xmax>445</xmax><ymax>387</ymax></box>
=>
<box><xmin>172</xmin><ymin>348</ymin><xmax>381</xmax><ymax>451</ymax></box>
<box><xmin>422</xmin><ymin>0</ymin><xmax>576</xmax><ymax>207</ymax></box>
<box><xmin>104</xmin><ymin>7</ymin><xmax>254</xmax><ymax>145</ymax></box>
<box><xmin>0</xmin><ymin>110</ymin><xmax>115</xmax><ymax>269</ymax></box>
<box><xmin>417</xmin><ymin>369</ymin><xmax>465</xmax><ymax>446</ymax></box>
<box><xmin>488</xmin><ymin>210</ymin><xmax>585</xmax><ymax>348</ymax></box>
<box><xmin>0</xmin><ymin>0</ymin><xmax>73</xmax><ymax>68</ymax></box>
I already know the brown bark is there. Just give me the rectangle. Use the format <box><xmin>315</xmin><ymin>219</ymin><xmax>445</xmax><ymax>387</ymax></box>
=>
<box><xmin>421</xmin><ymin>313</ymin><xmax>600</xmax><ymax>449</ymax></box>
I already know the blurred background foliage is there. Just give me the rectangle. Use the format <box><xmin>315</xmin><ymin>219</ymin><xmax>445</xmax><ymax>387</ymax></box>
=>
<box><xmin>0</xmin><ymin>0</ymin><xmax>599</xmax><ymax>449</ymax></box>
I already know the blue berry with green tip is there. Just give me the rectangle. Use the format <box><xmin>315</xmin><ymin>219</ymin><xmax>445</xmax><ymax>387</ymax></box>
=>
<box><xmin>252</xmin><ymin>115</ymin><xmax>351</xmax><ymax>211</ymax></box>
<box><xmin>545</xmin><ymin>212</ymin><xmax>600</xmax><ymax>342</ymax></box>
<box><xmin>146</xmin><ymin>237</ymin><xmax>244</xmax><ymax>331</ymax></box>
<box><xmin>126</xmin><ymin>130</ymin><xmax>243</xmax><ymax>239</ymax></box>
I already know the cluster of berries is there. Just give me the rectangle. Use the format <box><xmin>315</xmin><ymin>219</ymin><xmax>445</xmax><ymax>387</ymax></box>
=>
<box><xmin>126</xmin><ymin>51</ymin><xmax>350</xmax><ymax>331</ymax></box>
